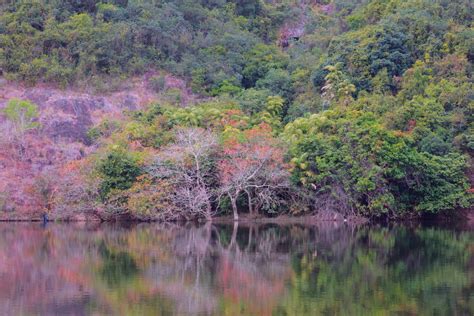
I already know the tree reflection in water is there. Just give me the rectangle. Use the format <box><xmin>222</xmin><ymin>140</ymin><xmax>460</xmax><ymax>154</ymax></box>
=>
<box><xmin>0</xmin><ymin>222</ymin><xmax>472</xmax><ymax>315</ymax></box>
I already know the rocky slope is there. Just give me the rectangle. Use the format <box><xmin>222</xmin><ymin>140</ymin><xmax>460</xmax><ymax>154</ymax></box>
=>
<box><xmin>0</xmin><ymin>74</ymin><xmax>197</xmax><ymax>219</ymax></box>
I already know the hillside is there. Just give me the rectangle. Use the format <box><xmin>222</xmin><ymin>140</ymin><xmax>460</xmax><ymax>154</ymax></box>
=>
<box><xmin>0</xmin><ymin>0</ymin><xmax>472</xmax><ymax>221</ymax></box>
<box><xmin>0</xmin><ymin>73</ymin><xmax>202</xmax><ymax>217</ymax></box>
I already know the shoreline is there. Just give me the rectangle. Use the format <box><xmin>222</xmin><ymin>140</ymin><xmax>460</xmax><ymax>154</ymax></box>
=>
<box><xmin>0</xmin><ymin>211</ymin><xmax>472</xmax><ymax>228</ymax></box>
<box><xmin>0</xmin><ymin>215</ymin><xmax>365</xmax><ymax>224</ymax></box>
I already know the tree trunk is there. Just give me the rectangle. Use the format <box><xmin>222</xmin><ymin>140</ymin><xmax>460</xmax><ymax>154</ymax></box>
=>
<box><xmin>245</xmin><ymin>189</ymin><xmax>253</xmax><ymax>216</ymax></box>
<box><xmin>204</xmin><ymin>211</ymin><xmax>212</xmax><ymax>222</ymax></box>
<box><xmin>204</xmin><ymin>191</ymin><xmax>213</xmax><ymax>221</ymax></box>
<box><xmin>229</xmin><ymin>194</ymin><xmax>239</xmax><ymax>221</ymax></box>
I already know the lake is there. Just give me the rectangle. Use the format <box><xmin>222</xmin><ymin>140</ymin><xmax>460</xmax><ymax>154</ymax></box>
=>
<box><xmin>0</xmin><ymin>222</ymin><xmax>472</xmax><ymax>315</ymax></box>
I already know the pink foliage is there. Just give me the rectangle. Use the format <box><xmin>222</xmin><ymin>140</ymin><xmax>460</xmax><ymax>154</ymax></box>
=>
<box><xmin>218</xmin><ymin>124</ymin><xmax>290</xmax><ymax>218</ymax></box>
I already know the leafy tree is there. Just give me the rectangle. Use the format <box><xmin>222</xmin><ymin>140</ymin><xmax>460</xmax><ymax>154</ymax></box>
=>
<box><xmin>98</xmin><ymin>150</ymin><xmax>142</xmax><ymax>200</ymax></box>
<box><xmin>321</xmin><ymin>63</ymin><xmax>356</xmax><ymax>107</ymax></box>
<box><xmin>3</xmin><ymin>98</ymin><xmax>40</xmax><ymax>133</ymax></box>
<box><xmin>255</xmin><ymin>96</ymin><xmax>284</xmax><ymax>130</ymax></box>
<box><xmin>256</xmin><ymin>68</ymin><xmax>293</xmax><ymax>102</ymax></box>
<box><xmin>398</xmin><ymin>60</ymin><xmax>433</xmax><ymax>100</ymax></box>
<box><xmin>314</xmin><ymin>23</ymin><xmax>413</xmax><ymax>93</ymax></box>
<box><xmin>2</xmin><ymin>98</ymin><xmax>40</xmax><ymax>157</ymax></box>
<box><xmin>237</xmin><ymin>88</ymin><xmax>271</xmax><ymax>116</ymax></box>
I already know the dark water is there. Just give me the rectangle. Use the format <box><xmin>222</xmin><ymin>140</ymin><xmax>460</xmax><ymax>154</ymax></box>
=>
<box><xmin>0</xmin><ymin>222</ymin><xmax>472</xmax><ymax>315</ymax></box>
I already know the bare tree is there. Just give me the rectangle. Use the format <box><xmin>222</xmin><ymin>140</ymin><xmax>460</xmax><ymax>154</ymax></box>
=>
<box><xmin>149</xmin><ymin>127</ymin><xmax>218</xmax><ymax>220</ymax></box>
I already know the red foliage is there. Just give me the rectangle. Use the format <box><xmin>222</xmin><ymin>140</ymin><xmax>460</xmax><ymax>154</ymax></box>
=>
<box><xmin>407</xmin><ymin>119</ymin><xmax>417</xmax><ymax>132</ymax></box>
<box><xmin>219</xmin><ymin>123</ymin><xmax>286</xmax><ymax>187</ymax></box>
<box><xmin>220</xmin><ymin>109</ymin><xmax>248</xmax><ymax>129</ymax></box>
<box><xmin>218</xmin><ymin>123</ymin><xmax>289</xmax><ymax>218</ymax></box>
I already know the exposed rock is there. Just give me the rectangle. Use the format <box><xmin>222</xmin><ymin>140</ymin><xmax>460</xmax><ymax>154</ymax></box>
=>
<box><xmin>0</xmin><ymin>72</ymin><xmax>204</xmax><ymax>218</ymax></box>
<box><xmin>278</xmin><ymin>1</ymin><xmax>307</xmax><ymax>49</ymax></box>
<box><xmin>44</xmin><ymin>118</ymin><xmax>91</xmax><ymax>143</ymax></box>
<box><xmin>24</xmin><ymin>89</ymin><xmax>53</xmax><ymax>105</ymax></box>
<box><xmin>120</xmin><ymin>95</ymin><xmax>138</xmax><ymax>110</ymax></box>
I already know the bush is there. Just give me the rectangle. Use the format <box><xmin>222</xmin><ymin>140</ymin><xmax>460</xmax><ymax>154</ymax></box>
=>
<box><xmin>98</xmin><ymin>150</ymin><xmax>142</xmax><ymax>200</ymax></box>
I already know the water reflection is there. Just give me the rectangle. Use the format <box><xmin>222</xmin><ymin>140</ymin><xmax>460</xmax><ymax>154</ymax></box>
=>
<box><xmin>0</xmin><ymin>222</ymin><xmax>472</xmax><ymax>315</ymax></box>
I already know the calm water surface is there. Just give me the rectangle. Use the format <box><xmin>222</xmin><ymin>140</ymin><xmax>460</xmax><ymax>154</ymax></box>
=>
<box><xmin>0</xmin><ymin>222</ymin><xmax>472</xmax><ymax>315</ymax></box>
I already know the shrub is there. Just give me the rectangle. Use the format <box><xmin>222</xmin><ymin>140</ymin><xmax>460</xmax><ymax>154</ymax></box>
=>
<box><xmin>98</xmin><ymin>150</ymin><xmax>142</xmax><ymax>200</ymax></box>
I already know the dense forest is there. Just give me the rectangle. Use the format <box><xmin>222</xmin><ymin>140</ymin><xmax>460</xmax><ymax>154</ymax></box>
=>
<box><xmin>0</xmin><ymin>0</ymin><xmax>472</xmax><ymax>221</ymax></box>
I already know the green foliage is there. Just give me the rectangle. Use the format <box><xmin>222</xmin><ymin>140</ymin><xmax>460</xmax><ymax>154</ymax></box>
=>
<box><xmin>2</xmin><ymin>98</ymin><xmax>40</xmax><ymax>131</ymax></box>
<box><xmin>398</xmin><ymin>60</ymin><xmax>433</xmax><ymax>100</ymax></box>
<box><xmin>242</xmin><ymin>44</ymin><xmax>289</xmax><ymax>88</ymax></box>
<box><xmin>321</xmin><ymin>63</ymin><xmax>356</xmax><ymax>106</ymax></box>
<box><xmin>211</xmin><ymin>79</ymin><xmax>242</xmax><ymax>96</ymax></box>
<box><xmin>256</xmin><ymin>96</ymin><xmax>284</xmax><ymax>130</ymax></box>
<box><xmin>284</xmin><ymin>109</ymin><xmax>470</xmax><ymax>216</ymax></box>
<box><xmin>98</xmin><ymin>150</ymin><xmax>142</xmax><ymax>200</ymax></box>
<box><xmin>256</xmin><ymin>68</ymin><xmax>293</xmax><ymax>101</ymax></box>
<box><xmin>164</xmin><ymin>102</ymin><xmax>245</xmax><ymax>129</ymax></box>
<box><xmin>0</xmin><ymin>1</ymin><xmax>290</xmax><ymax>90</ymax></box>
<box><xmin>314</xmin><ymin>24</ymin><xmax>412</xmax><ymax>92</ymax></box>
<box><xmin>237</xmin><ymin>88</ymin><xmax>271</xmax><ymax>116</ymax></box>
<box><xmin>87</xmin><ymin>119</ymin><xmax>119</xmax><ymax>144</ymax></box>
